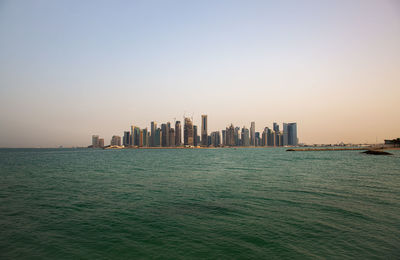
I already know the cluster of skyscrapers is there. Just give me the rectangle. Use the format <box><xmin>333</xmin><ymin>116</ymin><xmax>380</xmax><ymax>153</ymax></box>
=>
<box><xmin>91</xmin><ymin>115</ymin><xmax>298</xmax><ymax>148</ymax></box>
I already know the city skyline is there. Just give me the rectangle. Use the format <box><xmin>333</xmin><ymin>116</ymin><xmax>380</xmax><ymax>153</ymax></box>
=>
<box><xmin>0</xmin><ymin>1</ymin><xmax>399</xmax><ymax>147</ymax></box>
<box><xmin>91</xmin><ymin>115</ymin><xmax>298</xmax><ymax>148</ymax></box>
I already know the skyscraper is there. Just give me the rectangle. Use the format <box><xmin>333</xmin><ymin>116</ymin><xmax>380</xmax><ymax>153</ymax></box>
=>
<box><xmin>193</xmin><ymin>125</ymin><xmax>198</xmax><ymax>146</ymax></box>
<box><xmin>92</xmin><ymin>135</ymin><xmax>99</xmax><ymax>148</ymax></box>
<box><xmin>201</xmin><ymin>115</ymin><xmax>208</xmax><ymax>146</ymax></box>
<box><xmin>151</xmin><ymin>121</ymin><xmax>157</xmax><ymax>147</ymax></box>
<box><xmin>226</xmin><ymin>124</ymin><xmax>235</xmax><ymax>146</ymax></box>
<box><xmin>241</xmin><ymin>126</ymin><xmax>250</xmax><ymax>146</ymax></box>
<box><xmin>111</xmin><ymin>135</ymin><xmax>121</xmax><ymax>146</ymax></box>
<box><xmin>273</xmin><ymin>122</ymin><xmax>279</xmax><ymax>133</ymax></box>
<box><xmin>288</xmin><ymin>123</ymin><xmax>298</xmax><ymax>146</ymax></box>
<box><xmin>169</xmin><ymin>128</ymin><xmax>175</xmax><ymax>147</ymax></box>
<box><xmin>161</xmin><ymin>123</ymin><xmax>168</xmax><ymax>147</ymax></box>
<box><xmin>98</xmin><ymin>138</ymin><xmax>104</xmax><ymax>148</ymax></box>
<box><xmin>123</xmin><ymin>131</ymin><xmax>130</xmax><ymax>147</ymax></box>
<box><xmin>184</xmin><ymin>117</ymin><xmax>194</xmax><ymax>146</ymax></box>
<box><xmin>282</xmin><ymin>123</ymin><xmax>288</xmax><ymax>146</ymax></box>
<box><xmin>250</xmin><ymin>122</ymin><xmax>255</xmax><ymax>146</ymax></box>
<box><xmin>175</xmin><ymin>121</ymin><xmax>182</xmax><ymax>146</ymax></box>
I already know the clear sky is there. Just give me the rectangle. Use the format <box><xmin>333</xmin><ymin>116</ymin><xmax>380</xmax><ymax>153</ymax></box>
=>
<box><xmin>0</xmin><ymin>0</ymin><xmax>399</xmax><ymax>147</ymax></box>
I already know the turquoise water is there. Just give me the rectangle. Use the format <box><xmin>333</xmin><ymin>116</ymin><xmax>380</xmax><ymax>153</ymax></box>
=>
<box><xmin>0</xmin><ymin>148</ymin><xmax>399</xmax><ymax>259</ymax></box>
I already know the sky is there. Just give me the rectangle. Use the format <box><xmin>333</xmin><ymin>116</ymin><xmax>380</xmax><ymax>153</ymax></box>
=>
<box><xmin>0</xmin><ymin>0</ymin><xmax>399</xmax><ymax>147</ymax></box>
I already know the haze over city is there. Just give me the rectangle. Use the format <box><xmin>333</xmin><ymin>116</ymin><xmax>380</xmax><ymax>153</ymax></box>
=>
<box><xmin>1</xmin><ymin>0</ymin><xmax>399</xmax><ymax>147</ymax></box>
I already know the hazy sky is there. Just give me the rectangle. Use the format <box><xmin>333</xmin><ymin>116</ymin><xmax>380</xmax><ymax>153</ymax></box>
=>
<box><xmin>1</xmin><ymin>0</ymin><xmax>399</xmax><ymax>147</ymax></box>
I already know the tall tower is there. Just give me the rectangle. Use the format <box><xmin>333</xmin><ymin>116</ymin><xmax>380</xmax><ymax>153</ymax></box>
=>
<box><xmin>201</xmin><ymin>115</ymin><xmax>208</xmax><ymax>146</ymax></box>
<box><xmin>151</xmin><ymin>121</ymin><xmax>157</xmax><ymax>147</ymax></box>
<box><xmin>184</xmin><ymin>117</ymin><xmax>194</xmax><ymax>146</ymax></box>
<box><xmin>175</xmin><ymin>121</ymin><xmax>182</xmax><ymax>146</ymax></box>
<box><xmin>250</xmin><ymin>122</ymin><xmax>255</xmax><ymax>146</ymax></box>
<box><xmin>288</xmin><ymin>123</ymin><xmax>298</xmax><ymax>146</ymax></box>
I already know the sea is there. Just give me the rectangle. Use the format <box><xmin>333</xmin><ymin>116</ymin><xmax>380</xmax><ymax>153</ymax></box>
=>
<box><xmin>0</xmin><ymin>148</ymin><xmax>399</xmax><ymax>259</ymax></box>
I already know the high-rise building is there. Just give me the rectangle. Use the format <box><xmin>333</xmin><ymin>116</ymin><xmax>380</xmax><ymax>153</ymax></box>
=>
<box><xmin>98</xmin><ymin>138</ymin><xmax>104</xmax><ymax>148</ymax></box>
<box><xmin>250</xmin><ymin>122</ymin><xmax>255</xmax><ymax>146</ymax></box>
<box><xmin>92</xmin><ymin>135</ymin><xmax>100</xmax><ymax>148</ymax></box>
<box><xmin>184</xmin><ymin>117</ymin><xmax>194</xmax><ymax>146</ymax></box>
<box><xmin>175</xmin><ymin>121</ymin><xmax>182</xmax><ymax>146</ymax></box>
<box><xmin>255</xmin><ymin>132</ymin><xmax>260</xmax><ymax>146</ymax></box>
<box><xmin>111</xmin><ymin>135</ymin><xmax>121</xmax><ymax>146</ymax></box>
<box><xmin>241</xmin><ymin>127</ymin><xmax>250</xmax><ymax>146</ymax></box>
<box><xmin>210</xmin><ymin>131</ymin><xmax>221</xmax><ymax>147</ymax></box>
<box><xmin>166</xmin><ymin>122</ymin><xmax>171</xmax><ymax>147</ymax></box>
<box><xmin>142</xmin><ymin>128</ymin><xmax>148</xmax><ymax>147</ymax></box>
<box><xmin>273</xmin><ymin>122</ymin><xmax>279</xmax><ymax>133</ymax></box>
<box><xmin>226</xmin><ymin>124</ymin><xmax>235</xmax><ymax>146</ymax></box>
<box><xmin>169</xmin><ymin>128</ymin><xmax>175</xmax><ymax>147</ymax></box>
<box><xmin>133</xmin><ymin>127</ymin><xmax>140</xmax><ymax>146</ymax></box>
<box><xmin>288</xmin><ymin>123</ymin><xmax>298</xmax><ymax>146</ymax></box>
<box><xmin>262</xmin><ymin>128</ymin><xmax>267</xmax><ymax>146</ymax></box>
<box><xmin>201</xmin><ymin>115</ymin><xmax>208</xmax><ymax>146</ymax></box>
<box><xmin>266</xmin><ymin>128</ymin><xmax>275</xmax><ymax>146</ymax></box>
<box><xmin>161</xmin><ymin>124</ymin><xmax>168</xmax><ymax>147</ymax></box>
<box><xmin>154</xmin><ymin>128</ymin><xmax>161</xmax><ymax>147</ymax></box>
<box><xmin>234</xmin><ymin>127</ymin><xmax>240</xmax><ymax>146</ymax></box>
<box><xmin>123</xmin><ymin>131</ymin><xmax>130</xmax><ymax>147</ymax></box>
<box><xmin>193</xmin><ymin>125</ymin><xmax>198</xmax><ymax>146</ymax></box>
<box><xmin>282</xmin><ymin>123</ymin><xmax>288</xmax><ymax>146</ymax></box>
<box><xmin>151</xmin><ymin>121</ymin><xmax>157</xmax><ymax>147</ymax></box>
<box><xmin>222</xmin><ymin>130</ymin><xmax>226</xmax><ymax>146</ymax></box>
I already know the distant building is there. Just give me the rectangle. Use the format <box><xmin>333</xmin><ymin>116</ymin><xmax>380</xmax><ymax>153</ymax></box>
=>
<box><xmin>193</xmin><ymin>125</ymin><xmax>198</xmax><ymax>146</ymax></box>
<box><xmin>175</xmin><ymin>121</ymin><xmax>182</xmax><ymax>146</ymax></box>
<box><xmin>169</xmin><ymin>128</ymin><xmax>175</xmax><ymax>147</ymax></box>
<box><xmin>273</xmin><ymin>122</ymin><xmax>279</xmax><ymax>133</ymax></box>
<box><xmin>142</xmin><ymin>128</ymin><xmax>148</xmax><ymax>147</ymax></box>
<box><xmin>250</xmin><ymin>122</ymin><xmax>255</xmax><ymax>146</ymax></box>
<box><xmin>184</xmin><ymin>117</ymin><xmax>194</xmax><ymax>146</ymax></box>
<box><xmin>98</xmin><ymin>138</ymin><xmax>104</xmax><ymax>148</ymax></box>
<box><xmin>255</xmin><ymin>132</ymin><xmax>260</xmax><ymax>146</ymax></box>
<box><xmin>211</xmin><ymin>131</ymin><xmax>221</xmax><ymax>147</ymax></box>
<box><xmin>151</xmin><ymin>121</ymin><xmax>157</xmax><ymax>147</ymax></box>
<box><xmin>226</xmin><ymin>124</ymin><xmax>235</xmax><ymax>146</ymax></box>
<box><xmin>222</xmin><ymin>130</ymin><xmax>226</xmax><ymax>146</ymax></box>
<box><xmin>111</xmin><ymin>135</ymin><xmax>121</xmax><ymax>146</ymax></box>
<box><xmin>241</xmin><ymin>127</ymin><xmax>250</xmax><ymax>146</ymax></box>
<box><xmin>123</xmin><ymin>131</ymin><xmax>130</xmax><ymax>147</ymax></box>
<box><xmin>92</xmin><ymin>135</ymin><xmax>100</xmax><ymax>148</ymax></box>
<box><xmin>201</xmin><ymin>115</ymin><xmax>208</xmax><ymax>146</ymax></box>
<box><xmin>234</xmin><ymin>127</ymin><xmax>240</xmax><ymax>146</ymax></box>
<box><xmin>161</xmin><ymin>124</ymin><xmax>168</xmax><ymax>147</ymax></box>
<box><xmin>288</xmin><ymin>123</ymin><xmax>298</xmax><ymax>146</ymax></box>
<box><xmin>282</xmin><ymin>123</ymin><xmax>288</xmax><ymax>146</ymax></box>
<box><xmin>154</xmin><ymin>128</ymin><xmax>161</xmax><ymax>147</ymax></box>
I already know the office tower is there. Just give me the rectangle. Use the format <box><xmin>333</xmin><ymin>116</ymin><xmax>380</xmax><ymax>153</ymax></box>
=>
<box><xmin>169</xmin><ymin>128</ymin><xmax>175</xmax><ymax>147</ymax></box>
<box><xmin>255</xmin><ymin>132</ymin><xmax>260</xmax><ymax>146</ymax></box>
<box><xmin>175</xmin><ymin>121</ymin><xmax>182</xmax><ymax>146</ymax></box>
<box><xmin>98</xmin><ymin>138</ymin><xmax>104</xmax><ymax>148</ymax></box>
<box><xmin>275</xmin><ymin>132</ymin><xmax>282</xmax><ymax>146</ymax></box>
<box><xmin>222</xmin><ymin>130</ymin><xmax>226</xmax><ymax>146</ymax></box>
<box><xmin>241</xmin><ymin>126</ymin><xmax>250</xmax><ymax>146</ymax></box>
<box><xmin>207</xmin><ymin>135</ymin><xmax>212</xmax><ymax>146</ymax></box>
<box><xmin>273</xmin><ymin>122</ymin><xmax>279</xmax><ymax>133</ymax></box>
<box><xmin>250</xmin><ymin>122</ymin><xmax>255</xmax><ymax>146</ymax></box>
<box><xmin>282</xmin><ymin>123</ymin><xmax>288</xmax><ymax>146</ymax></box>
<box><xmin>266</xmin><ymin>128</ymin><xmax>275</xmax><ymax>146</ymax></box>
<box><xmin>92</xmin><ymin>135</ymin><xmax>99</xmax><ymax>148</ymax></box>
<box><xmin>133</xmin><ymin>127</ymin><xmax>140</xmax><ymax>146</ymax></box>
<box><xmin>201</xmin><ymin>115</ymin><xmax>208</xmax><ymax>146</ymax></box>
<box><xmin>288</xmin><ymin>123</ymin><xmax>298</xmax><ymax>146</ymax></box>
<box><xmin>151</xmin><ymin>121</ymin><xmax>157</xmax><ymax>147</ymax></box>
<box><xmin>193</xmin><ymin>125</ymin><xmax>198</xmax><ymax>146</ymax></box>
<box><xmin>146</xmin><ymin>131</ymin><xmax>150</xmax><ymax>147</ymax></box>
<box><xmin>123</xmin><ymin>131</ymin><xmax>130</xmax><ymax>147</ymax></box>
<box><xmin>154</xmin><ymin>128</ymin><xmax>161</xmax><ymax>147</ymax></box>
<box><xmin>234</xmin><ymin>127</ymin><xmax>240</xmax><ymax>146</ymax></box>
<box><xmin>184</xmin><ymin>117</ymin><xmax>194</xmax><ymax>146</ymax></box>
<box><xmin>166</xmin><ymin>122</ymin><xmax>171</xmax><ymax>147</ymax></box>
<box><xmin>161</xmin><ymin>123</ymin><xmax>168</xmax><ymax>147</ymax></box>
<box><xmin>279</xmin><ymin>133</ymin><xmax>284</xmax><ymax>147</ymax></box>
<box><xmin>111</xmin><ymin>135</ymin><xmax>121</xmax><ymax>146</ymax></box>
<box><xmin>210</xmin><ymin>131</ymin><xmax>221</xmax><ymax>147</ymax></box>
<box><xmin>139</xmin><ymin>130</ymin><xmax>143</xmax><ymax>147</ymax></box>
<box><xmin>130</xmin><ymin>125</ymin><xmax>134</xmax><ymax>145</ymax></box>
<box><xmin>262</xmin><ymin>129</ymin><xmax>267</xmax><ymax>146</ymax></box>
<box><xmin>142</xmin><ymin>128</ymin><xmax>148</xmax><ymax>147</ymax></box>
<box><xmin>226</xmin><ymin>124</ymin><xmax>235</xmax><ymax>146</ymax></box>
